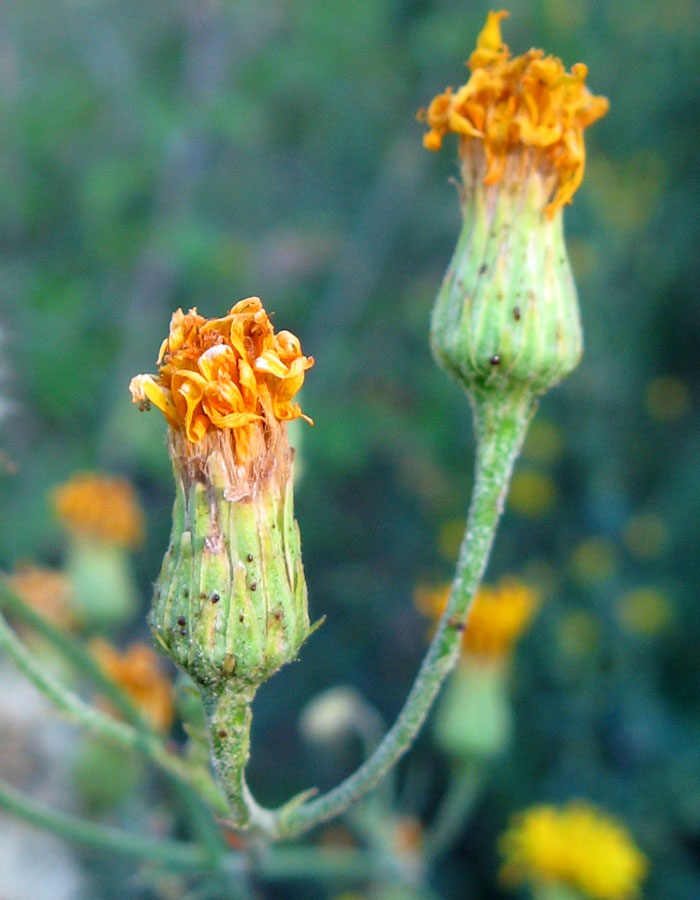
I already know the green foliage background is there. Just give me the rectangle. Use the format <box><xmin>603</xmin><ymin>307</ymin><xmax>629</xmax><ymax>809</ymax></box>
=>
<box><xmin>1</xmin><ymin>0</ymin><xmax>699</xmax><ymax>897</ymax></box>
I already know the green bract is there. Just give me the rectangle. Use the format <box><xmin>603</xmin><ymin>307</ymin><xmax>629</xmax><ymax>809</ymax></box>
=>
<box><xmin>431</xmin><ymin>170</ymin><xmax>582</xmax><ymax>399</ymax></box>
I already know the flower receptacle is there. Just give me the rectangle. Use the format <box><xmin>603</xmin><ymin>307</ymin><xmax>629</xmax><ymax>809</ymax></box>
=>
<box><xmin>431</xmin><ymin>159</ymin><xmax>582</xmax><ymax>402</ymax></box>
<box><xmin>150</xmin><ymin>455</ymin><xmax>311</xmax><ymax>696</ymax></box>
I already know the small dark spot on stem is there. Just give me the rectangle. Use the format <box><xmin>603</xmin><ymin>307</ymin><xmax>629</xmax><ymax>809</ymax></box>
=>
<box><xmin>250</xmin><ymin>583</ymin><xmax>257</xmax><ymax>592</ymax></box>
<box><xmin>247</xmin><ymin>554</ymin><xmax>254</xmax><ymax>562</ymax></box>
<box><xmin>182</xmin><ymin>587</ymin><xmax>189</xmax><ymax>598</ymax></box>
<box><xmin>211</xmin><ymin>593</ymin><xmax>220</xmax><ymax>604</ymax></box>
<box><xmin>218</xmin><ymin>729</ymin><xmax>228</xmax><ymax>739</ymax></box>
<box><xmin>177</xmin><ymin>616</ymin><xmax>186</xmax><ymax>627</ymax></box>
<box><xmin>489</xmin><ymin>354</ymin><xmax>501</xmax><ymax>366</ymax></box>
<box><xmin>478</xmin><ymin>263</ymin><xmax>488</xmax><ymax>275</ymax></box>
<box><xmin>239</xmin><ymin>615</ymin><xmax>244</xmax><ymax>623</ymax></box>
<box><xmin>513</xmin><ymin>306</ymin><xmax>521</xmax><ymax>321</ymax></box>
<box><xmin>448</xmin><ymin>618</ymin><xmax>466</xmax><ymax>631</ymax></box>
<box><xmin>179</xmin><ymin>628</ymin><xmax>187</xmax><ymax>636</ymax></box>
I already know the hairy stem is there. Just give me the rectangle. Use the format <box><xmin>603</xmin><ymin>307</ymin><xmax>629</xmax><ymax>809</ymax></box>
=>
<box><xmin>0</xmin><ymin>776</ymin><xmax>387</xmax><ymax>882</ymax></box>
<box><xmin>422</xmin><ymin>760</ymin><xmax>485</xmax><ymax>861</ymax></box>
<box><xmin>203</xmin><ymin>681</ymin><xmax>257</xmax><ymax>828</ymax></box>
<box><xmin>0</xmin><ymin>777</ymin><xmax>217</xmax><ymax>871</ymax></box>
<box><xmin>0</xmin><ymin>608</ymin><xmax>228</xmax><ymax>815</ymax></box>
<box><xmin>0</xmin><ymin>579</ymin><xmax>146</xmax><ymax>727</ymax></box>
<box><xmin>269</xmin><ymin>388</ymin><xmax>536</xmax><ymax>838</ymax></box>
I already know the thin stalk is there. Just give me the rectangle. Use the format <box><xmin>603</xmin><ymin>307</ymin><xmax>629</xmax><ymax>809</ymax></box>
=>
<box><xmin>0</xmin><ymin>579</ymin><xmax>146</xmax><ymax>727</ymax></box>
<box><xmin>271</xmin><ymin>388</ymin><xmax>535</xmax><ymax>838</ymax></box>
<box><xmin>422</xmin><ymin>760</ymin><xmax>485</xmax><ymax>861</ymax></box>
<box><xmin>202</xmin><ymin>682</ymin><xmax>257</xmax><ymax>827</ymax></box>
<box><xmin>0</xmin><ymin>580</ymin><xmax>226</xmax><ymax>853</ymax></box>
<box><xmin>0</xmin><ymin>777</ymin><xmax>217</xmax><ymax>871</ymax></box>
<box><xmin>0</xmin><ymin>775</ymin><xmax>384</xmax><ymax>883</ymax></box>
<box><xmin>0</xmin><ymin>608</ymin><xmax>228</xmax><ymax>815</ymax></box>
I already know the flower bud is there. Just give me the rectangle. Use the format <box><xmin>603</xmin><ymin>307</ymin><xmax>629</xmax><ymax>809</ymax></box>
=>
<box><xmin>420</xmin><ymin>11</ymin><xmax>608</xmax><ymax>399</ymax></box>
<box><xmin>434</xmin><ymin>655</ymin><xmax>512</xmax><ymax>760</ymax></box>
<box><xmin>151</xmin><ymin>448</ymin><xmax>310</xmax><ymax>692</ymax></box>
<box><xmin>131</xmin><ymin>297</ymin><xmax>315</xmax><ymax>823</ymax></box>
<box><xmin>131</xmin><ymin>298</ymin><xmax>315</xmax><ymax>696</ymax></box>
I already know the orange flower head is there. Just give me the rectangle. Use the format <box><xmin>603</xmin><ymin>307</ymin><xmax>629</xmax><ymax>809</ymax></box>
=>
<box><xmin>130</xmin><ymin>297</ymin><xmax>314</xmax><ymax>498</ymax></box>
<box><xmin>7</xmin><ymin>564</ymin><xmax>76</xmax><ymax>629</ymax></box>
<box><xmin>53</xmin><ymin>473</ymin><xmax>144</xmax><ymax>548</ymax></box>
<box><xmin>416</xmin><ymin>576</ymin><xmax>540</xmax><ymax>661</ymax></box>
<box><xmin>419</xmin><ymin>10</ymin><xmax>609</xmax><ymax>217</ymax></box>
<box><xmin>90</xmin><ymin>639</ymin><xmax>174</xmax><ymax>732</ymax></box>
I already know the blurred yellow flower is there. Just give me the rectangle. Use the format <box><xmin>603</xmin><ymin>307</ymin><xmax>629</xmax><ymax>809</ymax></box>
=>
<box><xmin>622</xmin><ymin>513</ymin><xmax>669</xmax><ymax>560</ymax></box>
<box><xmin>617</xmin><ymin>588</ymin><xmax>673</xmax><ymax>637</ymax></box>
<box><xmin>419</xmin><ymin>10</ymin><xmax>608</xmax><ymax>217</ymax></box>
<box><xmin>644</xmin><ymin>376</ymin><xmax>690</xmax><ymax>422</ymax></box>
<box><xmin>521</xmin><ymin>418</ymin><xmax>565</xmax><ymax>465</ymax></box>
<box><xmin>508</xmin><ymin>469</ymin><xmax>556</xmax><ymax>517</ymax></box>
<box><xmin>90</xmin><ymin>640</ymin><xmax>174</xmax><ymax>732</ymax></box>
<box><xmin>6</xmin><ymin>564</ymin><xmax>76</xmax><ymax>629</ymax></box>
<box><xmin>416</xmin><ymin>576</ymin><xmax>540</xmax><ymax>662</ymax></box>
<box><xmin>500</xmin><ymin>801</ymin><xmax>648</xmax><ymax>900</ymax></box>
<box><xmin>587</xmin><ymin>150</ymin><xmax>668</xmax><ymax>234</ymax></box>
<box><xmin>557</xmin><ymin>610</ymin><xmax>601</xmax><ymax>659</ymax></box>
<box><xmin>53</xmin><ymin>473</ymin><xmax>144</xmax><ymax>548</ymax></box>
<box><xmin>569</xmin><ymin>537</ymin><xmax>616</xmax><ymax>584</ymax></box>
<box><xmin>437</xmin><ymin>517</ymin><xmax>465</xmax><ymax>561</ymax></box>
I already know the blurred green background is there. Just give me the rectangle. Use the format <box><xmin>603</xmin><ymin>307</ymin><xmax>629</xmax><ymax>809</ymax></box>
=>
<box><xmin>1</xmin><ymin>0</ymin><xmax>699</xmax><ymax>898</ymax></box>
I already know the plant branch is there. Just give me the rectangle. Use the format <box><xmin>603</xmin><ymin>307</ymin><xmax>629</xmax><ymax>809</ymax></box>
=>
<box><xmin>0</xmin><ymin>777</ymin><xmax>217</xmax><ymax>871</ymax></box>
<box><xmin>422</xmin><ymin>760</ymin><xmax>485</xmax><ymax>861</ymax></box>
<box><xmin>267</xmin><ymin>388</ymin><xmax>536</xmax><ymax>838</ymax></box>
<box><xmin>0</xmin><ymin>579</ymin><xmax>146</xmax><ymax>727</ymax></box>
<box><xmin>0</xmin><ymin>608</ymin><xmax>228</xmax><ymax>815</ymax></box>
<box><xmin>0</xmin><ymin>776</ymin><xmax>385</xmax><ymax>883</ymax></box>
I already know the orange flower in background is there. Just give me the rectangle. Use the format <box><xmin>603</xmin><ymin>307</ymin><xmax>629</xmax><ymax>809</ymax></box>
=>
<box><xmin>416</xmin><ymin>576</ymin><xmax>540</xmax><ymax>661</ymax></box>
<box><xmin>53</xmin><ymin>473</ymin><xmax>144</xmax><ymax>548</ymax></box>
<box><xmin>90</xmin><ymin>640</ymin><xmax>174</xmax><ymax>732</ymax></box>
<box><xmin>130</xmin><ymin>297</ymin><xmax>314</xmax><ymax>497</ymax></box>
<box><xmin>419</xmin><ymin>10</ymin><xmax>609</xmax><ymax>216</ymax></box>
<box><xmin>6</xmin><ymin>564</ymin><xmax>76</xmax><ymax>629</ymax></box>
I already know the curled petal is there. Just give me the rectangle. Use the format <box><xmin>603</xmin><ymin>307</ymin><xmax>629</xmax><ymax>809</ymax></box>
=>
<box><xmin>129</xmin><ymin>375</ymin><xmax>178</xmax><ymax>427</ymax></box>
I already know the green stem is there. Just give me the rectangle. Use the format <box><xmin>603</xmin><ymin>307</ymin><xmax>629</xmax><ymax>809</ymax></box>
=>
<box><xmin>271</xmin><ymin>388</ymin><xmax>535</xmax><ymax>838</ymax></box>
<box><xmin>203</xmin><ymin>681</ymin><xmax>259</xmax><ymax>828</ymax></box>
<box><xmin>0</xmin><ymin>580</ymin><xmax>227</xmax><ymax>852</ymax></box>
<box><xmin>0</xmin><ymin>777</ymin><xmax>217</xmax><ymax>871</ymax></box>
<box><xmin>422</xmin><ymin>760</ymin><xmax>485</xmax><ymax>861</ymax></box>
<box><xmin>0</xmin><ymin>607</ymin><xmax>228</xmax><ymax>816</ymax></box>
<box><xmin>0</xmin><ymin>775</ymin><xmax>384</xmax><ymax>883</ymax></box>
<box><xmin>0</xmin><ymin>579</ymin><xmax>146</xmax><ymax>727</ymax></box>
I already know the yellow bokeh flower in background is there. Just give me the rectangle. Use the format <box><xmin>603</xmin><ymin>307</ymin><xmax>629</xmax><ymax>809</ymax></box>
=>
<box><xmin>500</xmin><ymin>801</ymin><xmax>648</xmax><ymax>900</ymax></box>
<box><xmin>416</xmin><ymin>576</ymin><xmax>540</xmax><ymax>663</ymax></box>
<box><xmin>569</xmin><ymin>537</ymin><xmax>616</xmax><ymax>584</ymax></box>
<box><xmin>617</xmin><ymin>587</ymin><xmax>673</xmax><ymax>637</ymax></box>
<box><xmin>644</xmin><ymin>376</ymin><xmax>691</xmax><ymax>422</ymax></box>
